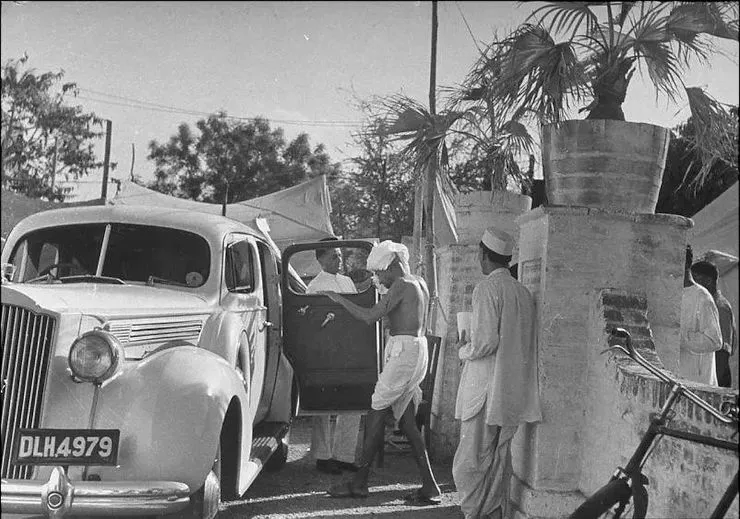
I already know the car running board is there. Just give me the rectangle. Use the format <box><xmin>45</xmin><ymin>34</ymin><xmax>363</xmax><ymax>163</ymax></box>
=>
<box><xmin>251</xmin><ymin>421</ymin><xmax>290</xmax><ymax>464</ymax></box>
<box><xmin>238</xmin><ymin>421</ymin><xmax>291</xmax><ymax>495</ymax></box>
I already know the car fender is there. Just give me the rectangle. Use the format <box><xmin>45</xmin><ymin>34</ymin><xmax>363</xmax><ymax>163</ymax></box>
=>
<box><xmin>87</xmin><ymin>346</ymin><xmax>251</xmax><ymax>493</ymax></box>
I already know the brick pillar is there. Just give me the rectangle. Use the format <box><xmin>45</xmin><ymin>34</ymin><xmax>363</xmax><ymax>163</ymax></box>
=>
<box><xmin>430</xmin><ymin>190</ymin><xmax>532</xmax><ymax>460</ymax></box>
<box><xmin>510</xmin><ymin>206</ymin><xmax>692</xmax><ymax>518</ymax></box>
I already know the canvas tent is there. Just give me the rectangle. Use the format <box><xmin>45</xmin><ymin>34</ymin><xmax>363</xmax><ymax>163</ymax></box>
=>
<box><xmin>689</xmin><ymin>181</ymin><xmax>739</xmax><ymax>389</ymax></box>
<box><xmin>110</xmin><ymin>175</ymin><xmax>335</xmax><ymax>250</ymax></box>
<box><xmin>1</xmin><ymin>189</ymin><xmax>105</xmax><ymax>241</ymax></box>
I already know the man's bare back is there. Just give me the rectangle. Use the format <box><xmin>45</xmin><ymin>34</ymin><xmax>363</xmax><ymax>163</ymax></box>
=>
<box><xmin>382</xmin><ymin>274</ymin><xmax>429</xmax><ymax>336</ymax></box>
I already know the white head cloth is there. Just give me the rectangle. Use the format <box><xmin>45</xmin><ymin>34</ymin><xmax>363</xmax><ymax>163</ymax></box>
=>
<box><xmin>481</xmin><ymin>227</ymin><xmax>514</xmax><ymax>256</ymax></box>
<box><xmin>367</xmin><ymin>240</ymin><xmax>410</xmax><ymax>271</ymax></box>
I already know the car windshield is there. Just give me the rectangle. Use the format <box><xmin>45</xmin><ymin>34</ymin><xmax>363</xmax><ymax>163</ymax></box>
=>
<box><xmin>7</xmin><ymin>223</ymin><xmax>210</xmax><ymax>287</ymax></box>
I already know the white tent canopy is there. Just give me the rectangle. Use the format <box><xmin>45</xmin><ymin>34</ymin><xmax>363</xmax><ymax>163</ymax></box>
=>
<box><xmin>110</xmin><ymin>175</ymin><xmax>336</xmax><ymax>250</ymax></box>
<box><xmin>690</xmin><ymin>181</ymin><xmax>739</xmax><ymax>389</ymax></box>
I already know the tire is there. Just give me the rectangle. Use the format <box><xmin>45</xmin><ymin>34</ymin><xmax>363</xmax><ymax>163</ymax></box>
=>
<box><xmin>570</xmin><ymin>479</ymin><xmax>633</xmax><ymax>519</ymax></box>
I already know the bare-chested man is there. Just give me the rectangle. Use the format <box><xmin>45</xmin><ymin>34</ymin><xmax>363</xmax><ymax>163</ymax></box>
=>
<box><xmin>320</xmin><ymin>240</ymin><xmax>441</xmax><ymax>504</ymax></box>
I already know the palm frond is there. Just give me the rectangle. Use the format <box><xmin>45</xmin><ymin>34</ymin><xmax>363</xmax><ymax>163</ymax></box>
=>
<box><xmin>528</xmin><ymin>2</ymin><xmax>600</xmax><ymax>40</ymax></box>
<box><xmin>684</xmin><ymin>87</ymin><xmax>739</xmax><ymax>189</ymax></box>
<box><xmin>617</xmin><ymin>2</ymin><xmax>637</xmax><ymax>26</ymax></box>
<box><xmin>493</xmin><ymin>24</ymin><xmax>588</xmax><ymax>124</ymax></box>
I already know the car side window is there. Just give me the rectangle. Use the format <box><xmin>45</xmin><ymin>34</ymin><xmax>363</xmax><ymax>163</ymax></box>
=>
<box><xmin>225</xmin><ymin>239</ymin><xmax>255</xmax><ymax>293</ymax></box>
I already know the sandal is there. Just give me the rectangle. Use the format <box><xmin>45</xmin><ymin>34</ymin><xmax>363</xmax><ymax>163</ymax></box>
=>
<box><xmin>327</xmin><ymin>481</ymin><xmax>369</xmax><ymax>499</ymax></box>
<box><xmin>403</xmin><ymin>488</ymin><xmax>441</xmax><ymax>505</ymax></box>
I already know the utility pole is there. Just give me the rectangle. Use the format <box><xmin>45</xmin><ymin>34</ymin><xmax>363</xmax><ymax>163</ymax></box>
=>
<box><xmin>425</xmin><ymin>0</ymin><xmax>439</xmax><ymax>330</ymax></box>
<box><xmin>101</xmin><ymin>119</ymin><xmax>112</xmax><ymax>200</ymax></box>
<box><xmin>50</xmin><ymin>137</ymin><xmax>58</xmax><ymax>192</ymax></box>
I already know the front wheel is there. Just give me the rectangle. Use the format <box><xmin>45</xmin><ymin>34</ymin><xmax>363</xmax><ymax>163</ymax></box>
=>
<box><xmin>570</xmin><ymin>479</ymin><xmax>633</xmax><ymax>519</ymax></box>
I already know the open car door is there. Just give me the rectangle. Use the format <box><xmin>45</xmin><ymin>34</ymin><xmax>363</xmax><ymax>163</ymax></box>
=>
<box><xmin>281</xmin><ymin>240</ymin><xmax>381</xmax><ymax>412</ymax></box>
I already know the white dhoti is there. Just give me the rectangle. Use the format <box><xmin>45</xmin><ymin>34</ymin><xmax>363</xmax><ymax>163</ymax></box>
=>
<box><xmin>372</xmin><ymin>334</ymin><xmax>428</xmax><ymax>420</ymax></box>
<box><xmin>452</xmin><ymin>409</ymin><xmax>518</xmax><ymax>519</ymax></box>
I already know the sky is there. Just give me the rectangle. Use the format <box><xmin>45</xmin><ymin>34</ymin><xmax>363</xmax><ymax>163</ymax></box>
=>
<box><xmin>2</xmin><ymin>0</ymin><xmax>739</xmax><ymax>186</ymax></box>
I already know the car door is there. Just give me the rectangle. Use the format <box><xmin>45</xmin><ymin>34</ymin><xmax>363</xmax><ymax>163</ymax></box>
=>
<box><xmin>281</xmin><ymin>239</ymin><xmax>381</xmax><ymax>412</ymax></box>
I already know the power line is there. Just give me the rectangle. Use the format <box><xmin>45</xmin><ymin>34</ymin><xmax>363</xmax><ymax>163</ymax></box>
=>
<box><xmin>76</xmin><ymin>88</ymin><xmax>364</xmax><ymax>127</ymax></box>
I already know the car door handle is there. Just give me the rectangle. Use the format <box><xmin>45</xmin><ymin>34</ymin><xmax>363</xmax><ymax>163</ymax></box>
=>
<box><xmin>258</xmin><ymin>321</ymin><xmax>273</xmax><ymax>332</ymax></box>
<box><xmin>320</xmin><ymin>312</ymin><xmax>335</xmax><ymax>328</ymax></box>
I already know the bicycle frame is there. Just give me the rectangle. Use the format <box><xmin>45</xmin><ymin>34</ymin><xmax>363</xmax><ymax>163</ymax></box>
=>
<box><xmin>598</xmin><ymin>329</ymin><xmax>738</xmax><ymax>519</ymax></box>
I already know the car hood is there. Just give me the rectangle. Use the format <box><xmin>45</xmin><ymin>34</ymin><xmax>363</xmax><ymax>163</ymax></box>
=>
<box><xmin>0</xmin><ymin>281</ymin><xmax>212</xmax><ymax>317</ymax></box>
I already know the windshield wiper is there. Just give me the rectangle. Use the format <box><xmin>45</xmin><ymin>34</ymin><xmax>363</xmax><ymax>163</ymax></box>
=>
<box><xmin>146</xmin><ymin>275</ymin><xmax>189</xmax><ymax>288</ymax></box>
<box><xmin>59</xmin><ymin>275</ymin><xmax>125</xmax><ymax>285</ymax></box>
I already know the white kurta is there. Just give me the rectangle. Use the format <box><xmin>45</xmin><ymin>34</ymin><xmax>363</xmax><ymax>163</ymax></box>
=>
<box><xmin>680</xmin><ymin>283</ymin><xmax>722</xmax><ymax>386</ymax></box>
<box><xmin>306</xmin><ymin>270</ymin><xmax>357</xmax><ymax>294</ymax></box>
<box><xmin>453</xmin><ymin>267</ymin><xmax>541</xmax><ymax>519</ymax></box>
<box><xmin>455</xmin><ymin>268</ymin><xmax>541</xmax><ymax>426</ymax></box>
<box><xmin>306</xmin><ymin>270</ymin><xmax>361</xmax><ymax>463</ymax></box>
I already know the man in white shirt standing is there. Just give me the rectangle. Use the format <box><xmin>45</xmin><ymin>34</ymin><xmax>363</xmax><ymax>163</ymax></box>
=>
<box><xmin>680</xmin><ymin>245</ymin><xmax>723</xmax><ymax>386</ymax></box>
<box><xmin>453</xmin><ymin>227</ymin><xmax>541</xmax><ymax>519</ymax></box>
<box><xmin>306</xmin><ymin>240</ymin><xmax>362</xmax><ymax>474</ymax></box>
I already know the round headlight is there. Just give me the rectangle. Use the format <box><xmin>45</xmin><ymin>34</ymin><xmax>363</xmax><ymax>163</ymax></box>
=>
<box><xmin>68</xmin><ymin>331</ymin><xmax>122</xmax><ymax>384</ymax></box>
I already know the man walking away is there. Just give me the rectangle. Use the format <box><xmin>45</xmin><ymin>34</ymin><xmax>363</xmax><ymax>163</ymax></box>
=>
<box><xmin>453</xmin><ymin>227</ymin><xmax>541</xmax><ymax>519</ymax></box>
<box><xmin>691</xmin><ymin>260</ymin><xmax>736</xmax><ymax>388</ymax></box>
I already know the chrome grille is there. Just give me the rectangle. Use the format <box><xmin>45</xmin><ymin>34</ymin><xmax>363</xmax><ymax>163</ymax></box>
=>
<box><xmin>108</xmin><ymin>318</ymin><xmax>203</xmax><ymax>344</ymax></box>
<box><xmin>1</xmin><ymin>304</ymin><xmax>55</xmax><ymax>479</ymax></box>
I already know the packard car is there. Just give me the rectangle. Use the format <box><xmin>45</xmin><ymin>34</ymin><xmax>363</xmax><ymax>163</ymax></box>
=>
<box><xmin>0</xmin><ymin>204</ymin><xmax>381</xmax><ymax>518</ymax></box>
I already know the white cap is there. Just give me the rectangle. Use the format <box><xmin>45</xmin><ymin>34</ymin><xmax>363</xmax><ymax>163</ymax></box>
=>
<box><xmin>481</xmin><ymin>227</ymin><xmax>514</xmax><ymax>256</ymax></box>
<box><xmin>366</xmin><ymin>240</ymin><xmax>410</xmax><ymax>271</ymax></box>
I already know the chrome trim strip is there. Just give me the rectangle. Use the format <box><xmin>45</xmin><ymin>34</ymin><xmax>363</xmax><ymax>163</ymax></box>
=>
<box><xmin>2</xmin><ymin>466</ymin><xmax>191</xmax><ymax>517</ymax></box>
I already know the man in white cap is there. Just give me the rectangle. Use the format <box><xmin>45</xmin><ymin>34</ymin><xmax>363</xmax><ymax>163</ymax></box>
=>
<box><xmin>305</xmin><ymin>239</ymin><xmax>362</xmax><ymax>474</ymax></box>
<box><xmin>321</xmin><ymin>240</ymin><xmax>441</xmax><ymax>504</ymax></box>
<box><xmin>453</xmin><ymin>227</ymin><xmax>541</xmax><ymax>519</ymax></box>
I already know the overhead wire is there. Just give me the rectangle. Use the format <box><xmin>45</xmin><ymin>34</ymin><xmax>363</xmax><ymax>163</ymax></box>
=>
<box><xmin>76</xmin><ymin>88</ymin><xmax>365</xmax><ymax>127</ymax></box>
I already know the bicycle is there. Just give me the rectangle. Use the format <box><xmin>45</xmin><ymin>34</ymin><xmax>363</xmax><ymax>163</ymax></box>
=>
<box><xmin>570</xmin><ymin>327</ymin><xmax>739</xmax><ymax>519</ymax></box>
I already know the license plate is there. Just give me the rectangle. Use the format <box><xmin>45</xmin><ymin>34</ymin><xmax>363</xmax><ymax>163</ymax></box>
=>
<box><xmin>12</xmin><ymin>429</ymin><xmax>120</xmax><ymax>466</ymax></box>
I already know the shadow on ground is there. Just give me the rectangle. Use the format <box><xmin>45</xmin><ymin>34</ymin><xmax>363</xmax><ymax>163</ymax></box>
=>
<box><xmin>219</xmin><ymin>416</ymin><xmax>463</xmax><ymax>518</ymax></box>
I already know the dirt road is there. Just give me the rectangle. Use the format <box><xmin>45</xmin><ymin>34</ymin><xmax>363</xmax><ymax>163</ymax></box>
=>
<box><xmin>219</xmin><ymin>416</ymin><xmax>463</xmax><ymax>519</ymax></box>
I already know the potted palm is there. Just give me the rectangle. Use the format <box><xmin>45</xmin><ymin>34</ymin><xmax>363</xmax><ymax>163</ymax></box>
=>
<box><xmin>467</xmin><ymin>1</ymin><xmax>738</xmax><ymax>213</ymax></box>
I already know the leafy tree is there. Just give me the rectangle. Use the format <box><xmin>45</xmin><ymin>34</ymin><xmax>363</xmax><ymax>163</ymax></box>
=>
<box><xmin>328</xmin><ymin>116</ymin><xmax>415</xmax><ymax>241</ymax></box>
<box><xmin>1</xmin><ymin>55</ymin><xmax>107</xmax><ymax>201</ymax></box>
<box><xmin>146</xmin><ymin>112</ymin><xmax>340</xmax><ymax>204</ymax></box>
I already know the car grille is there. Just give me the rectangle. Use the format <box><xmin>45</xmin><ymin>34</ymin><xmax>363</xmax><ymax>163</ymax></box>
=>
<box><xmin>1</xmin><ymin>304</ymin><xmax>56</xmax><ymax>479</ymax></box>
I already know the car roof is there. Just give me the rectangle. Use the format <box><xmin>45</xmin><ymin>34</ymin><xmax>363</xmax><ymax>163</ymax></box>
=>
<box><xmin>8</xmin><ymin>204</ymin><xmax>262</xmax><ymax>242</ymax></box>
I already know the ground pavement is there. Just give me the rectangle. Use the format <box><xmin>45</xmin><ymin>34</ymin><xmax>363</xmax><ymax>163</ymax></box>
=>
<box><xmin>220</xmin><ymin>415</ymin><xmax>464</xmax><ymax>519</ymax></box>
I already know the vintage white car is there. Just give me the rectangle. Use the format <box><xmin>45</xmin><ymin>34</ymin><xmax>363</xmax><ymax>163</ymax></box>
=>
<box><xmin>0</xmin><ymin>204</ymin><xmax>381</xmax><ymax>518</ymax></box>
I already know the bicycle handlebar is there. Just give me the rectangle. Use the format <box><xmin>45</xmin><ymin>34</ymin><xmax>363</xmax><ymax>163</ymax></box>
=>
<box><xmin>607</xmin><ymin>328</ymin><xmax>737</xmax><ymax>425</ymax></box>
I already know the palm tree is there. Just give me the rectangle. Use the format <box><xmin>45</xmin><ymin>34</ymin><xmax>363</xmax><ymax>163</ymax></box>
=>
<box><xmin>469</xmin><ymin>1</ymin><xmax>738</xmax><ymax>188</ymax></box>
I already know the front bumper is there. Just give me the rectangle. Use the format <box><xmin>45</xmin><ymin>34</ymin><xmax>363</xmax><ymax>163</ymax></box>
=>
<box><xmin>2</xmin><ymin>466</ymin><xmax>191</xmax><ymax>517</ymax></box>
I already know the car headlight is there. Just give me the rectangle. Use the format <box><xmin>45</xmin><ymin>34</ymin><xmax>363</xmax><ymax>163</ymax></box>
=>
<box><xmin>68</xmin><ymin>330</ymin><xmax>123</xmax><ymax>384</ymax></box>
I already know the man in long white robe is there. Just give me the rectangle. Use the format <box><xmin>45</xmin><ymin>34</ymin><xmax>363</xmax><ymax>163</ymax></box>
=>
<box><xmin>453</xmin><ymin>227</ymin><xmax>541</xmax><ymax>519</ymax></box>
<box><xmin>306</xmin><ymin>243</ymin><xmax>362</xmax><ymax>474</ymax></box>
<box><xmin>680</xmin><ymin>247</ymin><xmax>722</xmax><ymax>386</ymax></box>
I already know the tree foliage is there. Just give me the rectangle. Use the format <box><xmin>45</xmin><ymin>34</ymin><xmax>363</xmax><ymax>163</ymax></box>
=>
<box><xmin>146</xmin><ymin>112</ymin><xmax>340</xmax><ymax>204</ymax></box>
<box><xmin>1</xmin><ymin>55</ymin><xmax>107</xmax><ymax>201</ymax></box>
<box><xmin>328</xmin><ymin>116</ymin><xmax>415</xmax><ymax>241</ymax></box>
